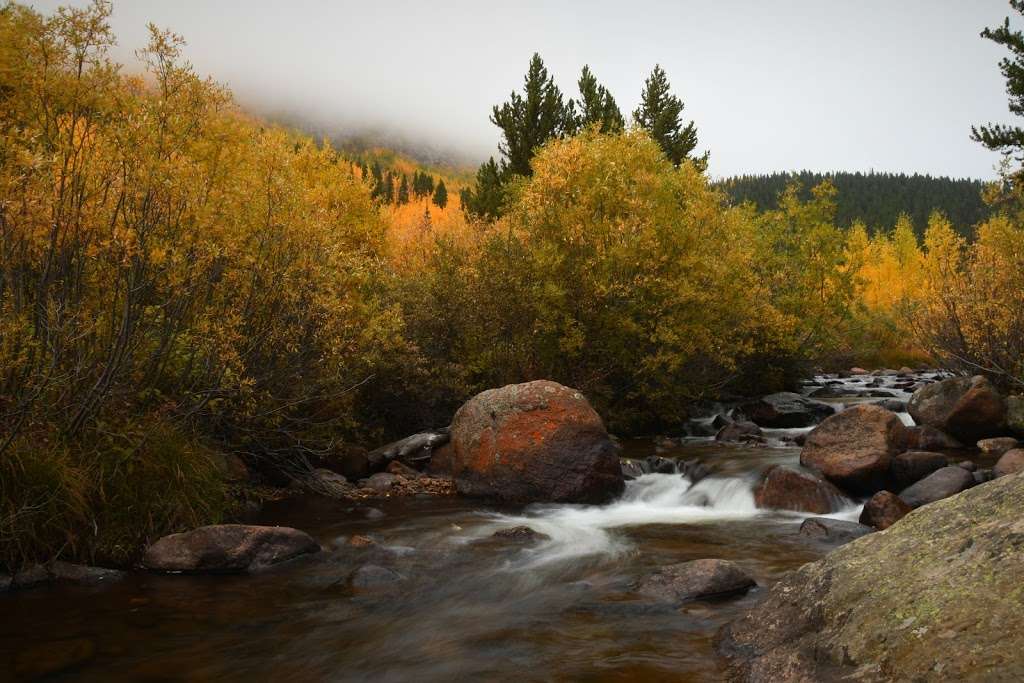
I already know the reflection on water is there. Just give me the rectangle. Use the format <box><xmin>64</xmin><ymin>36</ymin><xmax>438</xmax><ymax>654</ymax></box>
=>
<box><xmin>0</xmin><ymin>439</ymin><xmax>861</xmax><ymax>682</ymax></box>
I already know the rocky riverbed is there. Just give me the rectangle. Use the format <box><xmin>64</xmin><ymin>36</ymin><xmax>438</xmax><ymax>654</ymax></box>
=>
<box><xmin>2</xmin><ymin>369</ymin><xmax>1023</xmax><ymax>680</ymax></box>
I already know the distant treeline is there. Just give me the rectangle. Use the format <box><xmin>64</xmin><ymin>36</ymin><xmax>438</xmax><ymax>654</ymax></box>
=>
<box><xmin>717</xmin><ymin>172</ymin><xmax>989</xmax><ymax>236</ymax></box>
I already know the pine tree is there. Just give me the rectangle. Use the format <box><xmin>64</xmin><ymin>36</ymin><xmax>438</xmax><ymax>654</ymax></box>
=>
<box><xmin>972</xmin><ymin>1</ymin><xmax>1024</xmax><ymax>163</ymax></box>
<box><xmin>462</xmin><ymin>158</ymin><xmax>503</xmax><ymax>219</ymax></box>
<box><xmin>432</xmin><ymin>179</ymin><xmax>448</xmax><ymax>209</ymax></box>
<box><xmin>370</xmin><ymin>162</ymin><xmax>384</xmax><ymax>200</ymax></box>
<box><xmin>491</xmin><ymin>53</ymin><xmax>574</xmax><ymax>177</ymax></box>
<box><xmin>633</xmin><ymin>65</ymin><xmax>707</xmax><ymax>169</ymax></box>
<box><xmin>382</xmin><ymin>170</ymin><xmax>394</xmax><ymax>203</ymax></box>
<box><xmin>398</xmin><ymin>174</ymin><xmax>410</xmax><ymax>204</ymax></box>
<box><xmin>576</xmin><ymin>65</ymin><xmax>624</xmax><ymax>133</ymax></box>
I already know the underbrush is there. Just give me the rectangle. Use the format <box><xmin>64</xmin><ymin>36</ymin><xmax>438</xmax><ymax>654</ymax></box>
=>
<box><xmin>0</xmin><ymin>417</ymin><xmax>232</xmax><ymax>572</ymax></box>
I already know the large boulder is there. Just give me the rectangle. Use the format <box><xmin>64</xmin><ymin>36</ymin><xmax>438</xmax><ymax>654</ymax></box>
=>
<box><xmin>437</xmin><ymin>380</ymin><xmax>623</xmax><ymax>503</ymax></box>
<box><xmin>142</xmin><ymin>525</ymin><xmax>320</xmax><ymax>573</ymax></box>
<box><xmin>898</xmin><ymin>466</ymin><xmax>975</xmax><ymax>508</ymax></box>
<box><xmin>799</xmin><ymin>405</ymin><xmax>909</xmax><ymax>494</ymax></box>
<box><xmin>889</xmin><ymin>450</ymin><xmax>949</xmax><ymax>488</ymax></box>
<box><xmin>638</xmin><ymin>559</ymin><xmax>755</xmax><ymax>603</ymax></box>
<box><xmin>904</xmin><ymin>425</ymin><xmax>963</xmax><ymax>451</ymax></box>
<box><xmin>907</xmin><ymin>375</ymin><xmax>1007</xmax><ymax>442</ymax></box>
<box><xmin>858</xmin><ymin>490</ymin><xmax>911</xmax><ymax>530</ymax></box>
<box><xmin>737</xmin><ymin>392</ymin><xmax>835</xmax><ymax>428</ymax></box>
<box><xmin>753</xmin><ymin>465</ymin><xmax>848</xmax><ymax>514</ymax></box>
<box><xmin>718</xmin><ymin>472</ymin><xmax>1024</xmax><ymax>681</ymax></box>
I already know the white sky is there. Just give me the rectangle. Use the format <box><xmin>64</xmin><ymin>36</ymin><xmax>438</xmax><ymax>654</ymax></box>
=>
<box><xmin>28</xmin><ymin>0</ymin><xmax>1020</xmax><ymax>178</ymax></box>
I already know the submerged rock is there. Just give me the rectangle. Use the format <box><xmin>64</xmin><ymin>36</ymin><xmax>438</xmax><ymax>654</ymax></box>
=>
<box><xmin>143</xmin><ymin>524</ymin><xmax>320</xmax><ymax>573</ymax></box>
<box><xmin>491</xmin><ymin>525</ymin><xmax>550</xmax><ymax>542</ymax></box>
<box><xmin>437</xmin><ymin>380</ymin><xmax>624</xmax><ymax>504</ymax></box>
<box><xmin>798</xmin><ymin>518</ymin><xmax>873</xmax><ymax>544</ymax></box>
<box><xmin>715</xmin><ymin>421</ymin><xmax>762</xmax><ymax>443</ymax></box>
<box><xmin>638</xmin><ymin>559</ymin><xmax>756</xmax><ymax>604</ymax></box>
<box><xmin>350</xmin><ymin>564</ymin><xmax>405</xmax><ymax>589</ymax></box>
<box><xmin>737</xmin><ymin>392</ymin><xmax>835</xmax><ymax>428</ymax></box>
<box><xmin>753</xmin><ymin>465</ymin><xmax>847</xmax><ymax>514</ymax></box>
<box><xmin>800</xmin><ymin>404</ymin><xmax>909</xmax><ymax>495</ymax></box>
<box><xmin>898</xmin><ymin>466</ymin><xmax>975</xmax><ymax>509</ymax></box>
<box><xmin>718</xmin><ymin>471</ymin><xmax>1024</xmax><ymax>681</ymax></box>
<box><xmin>908</xmin><ymin>375</ymin><xmax>1007</xmax><ymax>442</ymax></box>
<box><xmin>904</xmin><ymin>424</ymin><xmax>963</xmax><ymax>451</ymax></box>
<box><xmin>13</xmin><ymin>638</ymin><xmax>95</xmax><ymax>680</ymax></box>
<box><xmin>859</xmin><ymin>490</ymin><xmax>911</xmax><ymax>530</ymax></box>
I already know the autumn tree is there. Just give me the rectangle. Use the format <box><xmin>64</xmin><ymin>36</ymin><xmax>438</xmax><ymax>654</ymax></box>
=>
<box><xmin>633</xmin><ymin>65</ymin><xmax>707</xmax><ymax>169</ymax></box>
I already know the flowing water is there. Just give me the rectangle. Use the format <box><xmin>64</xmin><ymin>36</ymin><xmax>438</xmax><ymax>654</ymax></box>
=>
<box><xmin>0</xmin><ymin>372</ymin><xmax>959</xmax><ymax>682</ymax></box>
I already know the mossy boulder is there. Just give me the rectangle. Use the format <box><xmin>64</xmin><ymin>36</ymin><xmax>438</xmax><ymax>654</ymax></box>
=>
<box><xmin>718</xmin><ymin>472</ymin><xmax>1024</xmax><ymax>681</ymax></box>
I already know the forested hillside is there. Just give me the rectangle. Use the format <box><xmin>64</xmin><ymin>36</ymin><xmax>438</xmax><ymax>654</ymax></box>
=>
<box><xmin>718</xmin><ymin>171</ymin><xmax>988</xmax><ymax>236</ymax></box>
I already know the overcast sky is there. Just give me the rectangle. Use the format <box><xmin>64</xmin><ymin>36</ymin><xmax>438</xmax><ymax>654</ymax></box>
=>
<box><xmin>28</xmin><ymin>0</ymin><xmax>1021</xmax><ymax>178</ymax></box>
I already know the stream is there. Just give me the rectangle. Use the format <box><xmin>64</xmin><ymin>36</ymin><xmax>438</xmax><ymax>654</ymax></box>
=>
<box><xmin>0</xmin><ymin>372</ymin><xmax>959</xmax><ymax>681</ymax></box>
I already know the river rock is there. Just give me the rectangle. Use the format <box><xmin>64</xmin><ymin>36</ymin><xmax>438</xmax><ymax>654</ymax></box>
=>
<box><xmin>717</xmin><ymin>470</ymin><xmax>1024</xmax><ymax>681</ymax></box>
<box><xmin>47</xmin><ymin>561</ymin><xmax>125</xmax><ymax>585</ymax></box>
<box><xmin>898</xmin><ymin>466</ymin><xmax>975</xmax><ymax>508</ymax></box>
<box><xmin>753</xmin><ymin>465</ymin><xmax>847</xmax><ymax>514</ymax></box>
<box><xmin>978</xmin><ymin>436</ymin><xmax>1019</xmax><ymax>457</ymax></box>
<box><xmin>620</xmin><ymin>458</ymin><xmax>646</xmax><ymax>479</ymax></box>
<box><xmin>994</xmin><ymin>448</ymin><xmax>1024</xmax><ymax>477</ymax></box>
<box><xmin>849</xmin><ymin>367</ymin><xmax>869</xmax><ymax>375</ymax></box>
<box><xmin>800</xmin><ymin>404</ymin><xmax>909</xmax><ymax>494</ymax></box>
<box><xmin>715</xmin><ymin>420</ymin><xmax>762</xmax><ymax>443</ymax></box>
<box><xmin>907</xmin><ymin>375</ymin><xmax>1007</xmax><ymax>442</ymax></box>
<box><xmin>438</xmin><ymin>380</ymin><xmax>623</xmax><ymax>503</ymax></box>
<box><xmin>873</xmin><ymin>398</ymin><xmax>907</xmax><ymax>412</ymax></box>
<box><xmin>638</xmin><ymin>559</ymin><xmax>755</xmax><ymax>603</ymax></box>
<box><xmin>737</xmin><ymin>392</ymin><xmax>835</xmax><ymax>428</ymax></box>
<box><xmin>360</xmin><ymin>472</ymin><xmax>401</xmax><ymax>492</ymax></box>
<box><xmin>859</xmin><ymin>491</ymin><xmax>911</xmax><ymax>530</ymax></box>
<box><xmin>798</xmin><ymin>518</ymin><xmax>873</xmax><ymax>544</ymax></box>
<box><xmin>350</xmin><ymin>564</ymin><xmax>405</xmax><ymax>588</ymax></box>
<box><xmin>368</xmin><ymin>429</ymin><xmax>450</xmax><ymax>469</ymax></box>
<box><xmin>645</xmin><ymin>455</ymin><xmax>677</xmax><ymax>474</ymax></box>
<box><xmin>889</xmin><ymin>450</ymin><xmax>948</xmax><ymax>488</ymax></box>
<box><xmin>904</xmin><ymin>424</ymin><xmax>963</xmax><ymax>451</ymax></box>
<box><xmin>142</xmin><ymin>524</ymin><xmax>320</xmax><ymax>573</ymax></box>
<box><xmin>491</xmin><ymin>525</ymin><xmax>550</xmax><ymax>542</ymax></box>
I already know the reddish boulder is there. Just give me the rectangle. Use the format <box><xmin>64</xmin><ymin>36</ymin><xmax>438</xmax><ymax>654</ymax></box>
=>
<box><xmin>142</xmin><ymin>525</ymin><xmax>320</xmax><ymax>573</ymax></box>
<box><xmin>800</xmin><ymin>405</ymin><xmax>909</xmax><ymax>494</ymax></box>
<box><xmin>904</xmin><ymin>425</ymin><xmax>963</xmax><ymax>451</ymax></box>
<box><xmin>994</xmin><ymin>448</ymin><xmax>1024</xmax><ymax>478</ymax></box>
<box><xmin>859</xmin><ymin>491</ymin><xmax>912</xmax><ymax>530</ymax></box>
<box><xmin>753</xmin><ymin>465</ymin><xmax>848</xmax><ymax>514</ymax></box>
<box><xmin>907</xmin><ymin>375</ymin><xmax>1007</xmax><ymax>442</ymax></box>
<box><xmin>439</xmin><ymin>380</ymin><xmax>623</xmax><ymax>503</ymax></box>
<box><xmin>737</xmin><ymin>392</ymin><xmax>835</xmax><ymax>428</ymax></box>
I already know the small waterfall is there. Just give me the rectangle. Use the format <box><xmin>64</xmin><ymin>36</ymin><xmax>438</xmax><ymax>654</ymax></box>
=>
<box><xmin>475</xmin><ymin>472</ymin><xmax>761</xmax><ymax>568</ymax></box>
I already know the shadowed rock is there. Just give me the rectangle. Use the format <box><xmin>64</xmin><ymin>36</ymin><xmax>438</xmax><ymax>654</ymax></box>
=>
<box><xmin>143</xmin><ymin>524</ymin><xmax>320</xmax><ymax>573</ymax></box>
<box><xmin>737</xmin><ymin>392</ymin><xmax>835</xmax><ymax>428</ymax></box>
<box><xmin>491</xmin><ymin>525</ymin><xmax>550</xmax><ymax>542</ymax></box>
<box><xmin>908</xmin><ymin>375</ymin><xmax>1007</xmax><ymax>442</ymax></box>
<box><xmin>979</xmin><ymin>437</ymin><xmax>1020</xmax><ymax>457</ymax></box>
<box><xmin>890</xmin><ymin>450</ymin><xmax>948</xmax><ymax>488</ymax></box>
<box><xmin>995</xmin><ymin>448</ymin><xmax>1024</xmax><ymax>477</ymax></box>
<box><xmin>859</xmin><ymin>491</ymin><xmax>911</xmax><ymax>530</ymax></box>
<box><xmin>638</xmin><ymin>559</ymin><xmax>755</xmax><ymax>604</ymax></box>
<box><xmin>798</xmin><ymin>518</ymin><xmax>873</xmax><ymax>544</ymax></box>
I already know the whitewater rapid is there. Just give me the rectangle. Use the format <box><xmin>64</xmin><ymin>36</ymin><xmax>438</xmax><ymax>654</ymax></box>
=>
<box><xmin>467</xmin><ymin>471</ymin><xmax>861</xmax><ymax>569</ymax></box>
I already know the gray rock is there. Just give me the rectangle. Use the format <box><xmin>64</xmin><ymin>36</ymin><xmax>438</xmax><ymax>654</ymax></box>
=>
<box><xmin>638</xmin><ymin>559</ymin><xmax>755</xmax><ymax>604</ymax></box>
<box><xmin>715</xmin><ymin>420</ymin><xmax>763</xmax><ymax>443</ymax></box>
<box><xmin>143</xmin><ymin>524</ymin><xmax>320</xmax><ymax>573</ymax></box>
<box><xmin>620</xmin><ymin>458</ymin><xmax>646</xmax><ymax>479</ymax></box>
<box><xmin>898</xmin><ymin>466</ymin><xmax>975</xmax><ymax>508</ymax></box>
<box><xmin>873</xmin><ymin>398</ymin><xmax>907</xmax><ymax>412</ymax></box>
<box><xmin>48</xmin><ymin>561</ymin><xmax>125</xmax><ymax>585</ymax></box>
<box><xmin>360</xmin><ymin>472</ymin><xmax>401</xmax><ymax>492</ymax></box>
<box><xmin>737</xmin><ymin>392</ymin><xmax>835</xmax><ymax>428</ymax></box>
<box><xmin>491</xmin><ymin>525</ymin><xmax>550</xmax><ymax>542</ymax></box>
